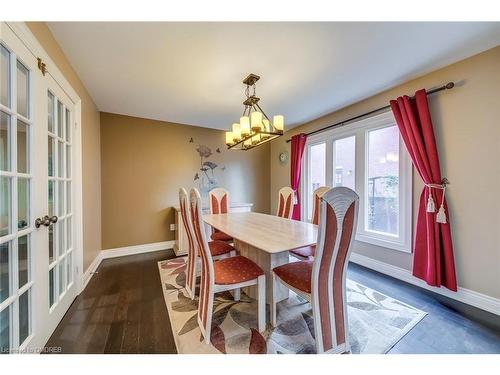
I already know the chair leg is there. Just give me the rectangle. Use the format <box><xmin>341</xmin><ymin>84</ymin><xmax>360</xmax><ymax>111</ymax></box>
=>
<box><xmin>233</xmin><ymin>287</ymin><xmax>240</xmax><ymax>301</ymax></box>
<box><xmin>189</xmin><ymin>257</ymin><xmax>198</xmax><ymax>299</ymax></box>
<box><xmin>203</xmin><ymin>292</ymin><xmax>214</xmax><ymax>345</ymax></box>
<box><xmin>271</xmin><ymin>272</ymin><xmax>277</xmax><ymax>327</ymax></box>
<box><xmin>257</xmin><ymin>275</ymin><xmax>266</xmax><ymax>332</ymax></box>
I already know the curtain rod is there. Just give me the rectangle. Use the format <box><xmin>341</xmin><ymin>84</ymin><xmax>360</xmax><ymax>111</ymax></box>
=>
<box><xmin>285</xmin><ymin>82</ymin><xmax>455</xmax><ymax>143</ymax></box>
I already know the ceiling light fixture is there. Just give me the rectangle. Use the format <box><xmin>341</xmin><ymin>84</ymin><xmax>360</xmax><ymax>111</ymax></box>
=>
<box><xmin>226</xmin><ymin>73</ymin><xmax>284</xmax><ymax>150</ymax></box>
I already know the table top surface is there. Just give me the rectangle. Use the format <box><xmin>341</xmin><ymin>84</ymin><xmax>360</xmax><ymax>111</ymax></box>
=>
<box><xmin>203</xmin><ymin>212</ymin><xmax>318</xmax><ymax>254</ymax></box>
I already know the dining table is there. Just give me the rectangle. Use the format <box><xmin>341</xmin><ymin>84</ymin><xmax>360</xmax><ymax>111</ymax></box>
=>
<box><xmin>203</xmin><ymin>212</ymin><xmax>318</xmax><ymax>304</ymax></box>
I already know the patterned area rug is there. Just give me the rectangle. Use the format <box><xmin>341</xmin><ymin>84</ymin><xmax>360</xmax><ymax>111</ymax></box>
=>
<box><xmin>158</xmin><ymin>257</ymin><xmax>426</xmax><ymax>354</ymax></box>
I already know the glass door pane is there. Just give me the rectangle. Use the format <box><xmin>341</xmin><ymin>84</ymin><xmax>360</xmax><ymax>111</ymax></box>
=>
<box><xmin>0</xmin><ymin>45</ymin><xmax>10</xmax><ymax>107</ymax></box>
<box><xmin>16</xmin><ymin>61</ymin><xmax>29</xmax><ymax>119</ymax></box>
<box><xmin>0</xmin><ymin>177</ymin><xmax>10</xmax><ymax>236</ymax></box>
<box><xmin>0</xmin><ymin>306</ymin><xmax>10</xmax><ymax>353</ymax></box>
<box><xmin>0</xmin><ymin>242</ymin><xmax>9</xmax><ymax>303</ymax></box>
<box><xmin>1</xmin><ymin>112</ymin><xmax>10</xmax><ymax>171</ymax></box>
<box><xmin>17</xmin><ymin>120</ymin><xmax>29</xmax><ymax>173</ymax></box>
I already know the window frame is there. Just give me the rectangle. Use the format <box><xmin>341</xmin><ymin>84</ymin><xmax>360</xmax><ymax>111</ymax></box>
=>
<box><xmin>301</xmin><ymin>111</ymin><xmax>412</xmax><ymax>253</ymax></box>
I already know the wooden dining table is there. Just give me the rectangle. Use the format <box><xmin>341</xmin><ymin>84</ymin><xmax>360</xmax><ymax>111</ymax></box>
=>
<box><xmin>203</xmin><ymin>212</ymin><xmax>318</xmax><ymax>304</ymax></box>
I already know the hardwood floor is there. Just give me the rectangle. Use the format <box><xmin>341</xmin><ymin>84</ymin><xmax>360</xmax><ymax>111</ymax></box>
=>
<box><xmin>44</xmin><ymin>250</ymin><xmax>178</xmax><ymax>354</ymax></box>
<box><xmin>45</xmin><ymin>250</ymin><xmax>500</xmax><ymax>354</ymax></box>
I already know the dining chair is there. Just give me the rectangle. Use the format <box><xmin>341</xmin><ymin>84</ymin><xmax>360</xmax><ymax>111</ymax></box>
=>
<box><xmin>271</xmin><ymin>187</ymin><xmax>359</xmax><ymax>354</ymax></box>
<box><xmin>208</xmin><ymin>187</ymin><xmax>234</xmax><ymax>242</ymax></box>
<box><xmin>290</xmin><ymin>186</ymin><xmax>330</xmax><ymax>260</ymax></box>
<box><xmin>190</xmin><ymin>187</ymin><xmax>266</xmax><ymax>344</ymax></box>
<box><xmin>179</xmin><ymin>188</ymin><xmax>236</xmax><ymax>299</ymax></box>
<box><xmin>276</xmin><ymin>186</ymin><xmax>294</xmax><ymax>219</ymax></box>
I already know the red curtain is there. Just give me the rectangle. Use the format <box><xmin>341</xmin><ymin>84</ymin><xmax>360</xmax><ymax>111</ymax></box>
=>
<box><xmin>290</xmin><ymin>133</ymin><xmax>307</xmax><ymax>220</ymax></box>
<box><xmin>390</xmin><ymin>89</ymin><xmax>457</xmax><ymax>291</ymax></box>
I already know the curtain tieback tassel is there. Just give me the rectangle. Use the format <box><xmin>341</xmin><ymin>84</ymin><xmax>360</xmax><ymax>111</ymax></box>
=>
<box><xmin>426</xmin><ymin>191</ymin><xmax>436</xmax><ymax>213</ymax></box>
<box><xmin>425</xmin><ymin>180</ymin><xmax>449</xmax><ymax>224</ymax></box>
<box><xmin>436</xmin><ymin>205</ymin><xmax>447</xmax><ymax>224</ymax></box>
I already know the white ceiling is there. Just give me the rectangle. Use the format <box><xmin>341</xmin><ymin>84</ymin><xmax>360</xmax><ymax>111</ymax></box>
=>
<box><xmin>48</xmin><ymin>22</ymin><xmax>500</xmax><ymax>130</ymax></box>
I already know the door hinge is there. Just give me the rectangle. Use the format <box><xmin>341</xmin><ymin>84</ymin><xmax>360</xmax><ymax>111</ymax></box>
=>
<box><xmin>37</xmin><ymin>57</ymin><xmax>47</xmax><ymax>76</ymax></box>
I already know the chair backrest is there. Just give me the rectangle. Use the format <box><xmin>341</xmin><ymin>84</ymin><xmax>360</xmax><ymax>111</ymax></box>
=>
<box><xmin>276</xmin><ymin>186</ymin><xmax>294</xmax><ymax>219</ymax></box>
<box><xmin>311</xmin><ymin>187</ymin><xmax>359</xmax><ymax>353</ymax></box>
<box><xmin>311</xmin><ymin>186</ymin><xmax>331</xmax><ymax>225</ymax></box>
<box><xmin>209</xmin><ymin>188</ymin><xmax>229</xmax><ymax>214</ymax></box>
<box><xmin>179</xmin><ymin>188</ymin><xmax>197</xmax><ymax>294</ymax></box>
<box><xmin>189</xmin><ymin>187</ymin><xmax>215</xmax><ymax>331</ymax></box>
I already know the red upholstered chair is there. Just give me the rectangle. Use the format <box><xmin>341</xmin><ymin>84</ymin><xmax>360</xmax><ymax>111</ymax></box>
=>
<box><xmin>189</xmin><ymin>188</ymin><xmax>266</xmax><ymax>344</ymax></box>
<box><xmin>208</xmin><ymin>188</ymin><xmax>234</xmax><ymax>242</ymax></box>
<box><xmin>276</xmin><ymin>186</ymin><xmax>294</xmax><ymax>219</ymax></box>
<box><xmin>179</xmin><ymin>188</ymin><xmax>236</xmax><ymax>299</ymax></box>
<box><xmin>271</xmin><ymin>187</ymin><xmax>359</xmax><ymax>354</ymax></box>
<box><xmin>290</xmin><ymin>186</ymin><xmax>330</xmax><ymax>260</ymax></box>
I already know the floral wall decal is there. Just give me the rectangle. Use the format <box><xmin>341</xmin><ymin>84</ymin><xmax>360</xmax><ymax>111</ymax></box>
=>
<box><xmin>191</xmin><ymin>138</ymin><xmax>226</xmax><ymax>197</ymax></box>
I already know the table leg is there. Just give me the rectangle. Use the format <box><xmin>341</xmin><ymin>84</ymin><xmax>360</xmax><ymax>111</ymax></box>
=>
<box><xmin>234</xmin><ymin>239</ymin><xmax>289</xmax><ymax>304</ymax></box>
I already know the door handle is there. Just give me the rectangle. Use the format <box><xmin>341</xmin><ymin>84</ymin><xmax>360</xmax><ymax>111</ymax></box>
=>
<box><xmin>35</xmin><ymin>215</ymin><xmax>58</xmax><ymax>228</ymax></box>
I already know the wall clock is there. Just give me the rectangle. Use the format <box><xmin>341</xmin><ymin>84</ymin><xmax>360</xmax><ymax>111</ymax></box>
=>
<box><xmin>279</xmin><ymin>151</ymin><xmax>289</xmax><ymax>165</ymax></box>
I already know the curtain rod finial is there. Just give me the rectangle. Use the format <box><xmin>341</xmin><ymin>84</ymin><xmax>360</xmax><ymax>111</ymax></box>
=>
<box><xmin>445</xmin><ymin>82</ymin><xmax>455</xmax><ymax>89</ymax></box>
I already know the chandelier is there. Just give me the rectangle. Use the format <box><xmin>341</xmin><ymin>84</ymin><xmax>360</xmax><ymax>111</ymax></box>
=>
<box><xmin>226</xmin><ymin>73</ymin><xmax>284</xmax><ymax>150</ymax></box>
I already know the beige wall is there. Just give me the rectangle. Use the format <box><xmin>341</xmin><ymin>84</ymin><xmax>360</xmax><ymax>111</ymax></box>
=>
<box><xmin>271</xmin><ymin>46</ymin><xmax>500</xmax><ymax>298</ymax></box>
<box><xmin>100</xmin><ymin>112</ymin><xmax>270</xmax><ymax>250</ymax></box>
<box><xmin>27</xmin><ymin>23</ymin><xmax>102</xmax><ymax>271</ymax></box>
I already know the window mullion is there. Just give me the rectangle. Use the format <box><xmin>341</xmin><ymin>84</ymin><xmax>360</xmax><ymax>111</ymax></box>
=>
<box><xmin>355</xmin><ymin>128</ymin><xmax>366</xmax><ymax>233</ymax></box>
<box><xmin>325</xmin><ymin>138</ymin><xmax>334</xmax><ymax>188</ymax></box>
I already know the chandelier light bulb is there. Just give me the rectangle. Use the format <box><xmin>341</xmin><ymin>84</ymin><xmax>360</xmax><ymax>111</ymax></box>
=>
<box><xmin>232</xmin><ymin>123</ymin><xmax>241</xmax><ymax>141</ymax></box>
<box><xmin>225</xmin><ymin>131</ymin><xmax>234</xmax><ymax>146</ymax></box>
<box><xmin>273</xmin><ymin>115</ymin><xmax>284</xmax><ymax>132</ymax></box>
<box><xmin>240</xmin><ymin>116</ymin><xmax>250</xmax><ymax>136</ymax></box>
<box><xmin>251</xmin><ymin>111</ymin><xmax>263</xmax><ymax>131</ymax></box>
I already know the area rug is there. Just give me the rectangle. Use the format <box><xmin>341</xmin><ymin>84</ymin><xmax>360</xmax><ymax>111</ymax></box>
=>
<box><xmin>158</xmin><ymin>257</ymin><xmax>426</xmax><ymax>354</ymax></box>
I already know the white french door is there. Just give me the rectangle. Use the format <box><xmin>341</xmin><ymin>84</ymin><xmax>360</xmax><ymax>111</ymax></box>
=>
<box><xmin>0</xmin><ymin>22</ymin><xmax>78</xmax><ymax>353</ymax></box>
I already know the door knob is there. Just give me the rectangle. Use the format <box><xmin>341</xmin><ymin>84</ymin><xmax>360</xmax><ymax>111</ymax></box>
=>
<box><xmin>35</xmin><ymin>215</ymin><xmax>58</xmax><ymax>228</ymax></box>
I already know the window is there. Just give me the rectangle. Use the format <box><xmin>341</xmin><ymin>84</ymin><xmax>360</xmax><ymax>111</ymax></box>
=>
<box><xmin>302</xmin><ymin>111</ymin><xmax>412</xmax><ymax>252</ymax></box>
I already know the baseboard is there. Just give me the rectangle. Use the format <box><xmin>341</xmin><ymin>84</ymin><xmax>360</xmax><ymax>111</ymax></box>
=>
<box><xmin>100</xmin><ymin>240</ymin><xmax>175</xmax><ymax>259</ymax></box>
<box><xmin>81</xmin><ymin>252</ymin><xmax>102</xmax><ymax>292</ymax></box>
<box><xmin>349</xmin><ymin>252</ymin><xmax>500</xmax><ymax>316</ymax></box>
<box><xmin>80</xmin><ymin>240</ymin><xmax>175</xmax><ymax>293</ymax></box>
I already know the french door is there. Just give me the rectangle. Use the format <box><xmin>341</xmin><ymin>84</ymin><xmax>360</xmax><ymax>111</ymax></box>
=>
<box><xmin>1</xmin><ymin>23</ymin><xmax>77</xmax><ymax>353</ymax></box>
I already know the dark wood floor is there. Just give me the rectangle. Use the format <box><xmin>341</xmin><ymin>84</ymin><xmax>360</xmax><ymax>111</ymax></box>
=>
<box><xmin>45</xmin><ymin>250</ymin><xmax>500</xmax><ymax>354</ymax></box>
<box><xmin>45</xmin><ymin>250</ymin><xmax>178</xmax><ymax>353</ymax></box>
